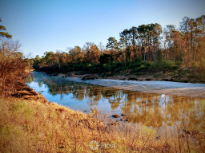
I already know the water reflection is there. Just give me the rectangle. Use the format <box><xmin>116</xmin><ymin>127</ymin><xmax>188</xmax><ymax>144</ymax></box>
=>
<box><xmin>26</xmin><ymin>72</ymin><xmax>205</xmax><ymax>131</ymax></box>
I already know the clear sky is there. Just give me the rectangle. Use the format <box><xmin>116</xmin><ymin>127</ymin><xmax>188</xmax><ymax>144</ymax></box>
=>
<box><xmin>0</xmin><ymin>0</ymin><xmax>205</xmax><ymax>57</ymax></box>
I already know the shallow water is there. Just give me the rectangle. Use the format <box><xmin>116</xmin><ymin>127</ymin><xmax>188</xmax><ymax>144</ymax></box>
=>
<box><xmin>66</xmin><ymin>77</ymin><xmax>205</xmax><ymax>92</ymax></box>
<box><xmin>27</xmin><ymin>71</ymin><xmax>205</xmax><ymax>131</ymax></box>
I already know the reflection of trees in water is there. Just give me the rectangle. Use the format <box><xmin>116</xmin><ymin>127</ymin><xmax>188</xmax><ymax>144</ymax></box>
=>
<box><xmin>108</xmin><ymin>91</ymin><xmax>123</xmax><ymax>110</ymax></box>
<box><xmin>29</xmin><ymin>72</ymin><xmax>205</xmax><ymax>130</ymax></box>
<box><xmin>117</xmin><ymin>91</ymin><xmax>205</xmax><ymax>131</ymax></box>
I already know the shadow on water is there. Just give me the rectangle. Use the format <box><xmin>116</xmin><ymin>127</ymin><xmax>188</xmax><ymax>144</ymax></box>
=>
<box><xmin>26</xmin><ymin>71</ymin><xmax>205</xmax><ymax>131</ymax></box>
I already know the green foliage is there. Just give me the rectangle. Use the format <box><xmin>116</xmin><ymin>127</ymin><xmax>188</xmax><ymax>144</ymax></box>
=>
<box><xmin>128</xmin><ymin>62</ymin><xmax>141</xmax><ymax>69</ymax></box>
<box><xmin>155</xmin><ymin>61</ymin><xmax>179</xmax><ymax>70</ymax></box>
<box><xmin>149</xmin><ymin>62</ymin><xmax>157</xmax><ymax>70</ymax></box>
<box><xmin>99</xmin><ymin>54</ymin><xmax>114</xmax><ymax>65</ymax></box>
<box><xmin>133</xmin><ymin>65</ymin><xmax>147</xmax><ymax>72</ymax></box>
<box><xmin>0</xmin><ymin>18</ymin><xmax>12</xmax><ymax>38</ymax></box>
<box><xmin>106</xmin><ymin>37</ymin><xmax>119</xmax><ymax>49</ymax></box>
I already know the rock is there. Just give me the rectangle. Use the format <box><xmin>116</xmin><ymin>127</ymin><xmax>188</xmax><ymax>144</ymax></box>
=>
<box><xmin>82</xmin><ymin>74</ymin><xmax>96</xmax><ymax>80</ymax></box>
<box><xmin>112</xmin><ymin>114</ymin><xmax>120</xmax><ymax>118</ymax></box>
<box><xmin>180</xmin><ymin>77</ymin><xmax>189</xmax><ymax>83</ymax></box>
<box><xmin>190</xmin><ymin>78</ymin><xmax>197</xmax><ymax>83</ymax></box>
<box><xmin>163</xmin><ymin>76</ymin><xmax>173</xmax><ymax>81</ymax></box>
<box><xmin>128</xmin><ymin>76</ymin><xmax>138</xmax><ymax>80</ymax></box>
<box><xmin>145</xmin><ymin>76</ymin><xmax>153</xmax><ymax>81</ymax></box>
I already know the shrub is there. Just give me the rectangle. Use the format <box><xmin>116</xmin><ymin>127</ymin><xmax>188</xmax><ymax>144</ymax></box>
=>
<box><xmin>175</xmin><ymin>61</ymin><xmax>182</xmax><ymax>66</ymax></box>
<box><xmin>128</xmin><ymin>62</ymin><xmax>141</xmax><ymax>69</ymax></box>
<box><xmin>149</xmin><ymin>62</ymin><xmax>156</xmax><ymax>70</ymax></box>
<box><xmin>0</xmin><ymin>40</ymin><xmax>29</xmax><ymax>96</ymax></box>
<box><xmin>134</xmin><ymin>65</ymin><xmax>146</xmax><ymax>72</ymax></box>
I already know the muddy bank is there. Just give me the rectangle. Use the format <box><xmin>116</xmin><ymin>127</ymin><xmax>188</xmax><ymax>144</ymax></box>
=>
<box><xmin>10</xmin><ymin>81</ymin><xmax>117</xmax><ymax>128</ymax></box>
<box><xmin>51</xmin><ymin>67</ymin><xmax>205</xmax><ymax>83</ymax></box>
<box><xmin>64</xmin><ymin>77</ymin><xmax>205</xmax><ymax>98</ymax></box>
<box><xmin>11</xmin><ymin>81</ymin><xmax>51</xmax><ymax>104</ymax></box>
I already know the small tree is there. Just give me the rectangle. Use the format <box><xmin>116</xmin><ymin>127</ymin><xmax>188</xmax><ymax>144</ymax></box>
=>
<box><xmin>0</xmin><ymin>40</ymin><xmax>28</xmax><ymax>96</ymax></box>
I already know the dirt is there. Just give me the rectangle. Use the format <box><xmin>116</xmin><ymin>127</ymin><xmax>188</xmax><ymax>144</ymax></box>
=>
<box><xmin>11</xmin><ymin>81</ymin><xmax>51</xmax><ymax>104</ymax></box>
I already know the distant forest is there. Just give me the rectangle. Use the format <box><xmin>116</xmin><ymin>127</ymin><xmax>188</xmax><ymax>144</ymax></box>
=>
<box><xmin>32</xmin><ymin>15</ymin><xmax>205</xmax><ymax>74</ymax></box>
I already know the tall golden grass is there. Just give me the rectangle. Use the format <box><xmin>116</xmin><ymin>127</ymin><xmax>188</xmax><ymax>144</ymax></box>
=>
<box><xmin>0</xmin><ymin>96</ymin><xmax>204</xmax><ymax>153</ymax></box>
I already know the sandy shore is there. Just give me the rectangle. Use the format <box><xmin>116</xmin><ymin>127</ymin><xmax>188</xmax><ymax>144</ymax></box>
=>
<box><xmin>66</xmin><ymin>77</ymin><xmax>205</xmax><ymax>98</ymax></box>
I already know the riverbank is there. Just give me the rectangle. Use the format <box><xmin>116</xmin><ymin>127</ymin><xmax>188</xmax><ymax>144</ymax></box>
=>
<box><xmin>61</xmin><ymin>76</ymin><xmax>205</xmax><ymax>98</ymax></box>
<box><xmin>45</xmin><ymin>64</ymin><xmax>205</xmax><ymax>84</ymax></box>
<box><xmin>1</xmin><ymin>80</ymin><xmax>205</xmax><ymax>152</ymax></box>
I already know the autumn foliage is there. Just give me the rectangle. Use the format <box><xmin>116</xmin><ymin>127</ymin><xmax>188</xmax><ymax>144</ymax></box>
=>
<box><xmin>0</xmin><ymin>40</ymin><xmax>29</xmax><ymax>96</ymax></box>
<box><xmin>33</xmin><ymin>15</ymin><xmax>205</xmax><ymax>76</ymax></box>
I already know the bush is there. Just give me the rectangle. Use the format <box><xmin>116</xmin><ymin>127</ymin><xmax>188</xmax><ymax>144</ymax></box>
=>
<box><xmin>103</xmin><ymin>64</ymin><xmax>112</xmax><ymax>72</ymax></box>
<box><xmin>135</xmin><ymin>57</ymin><xmax>142</xmax><ymax>63</ymax></box>
<box><xmin>158</xmin><ymin>61</ymin><xmax>179</xmax><ymax>70</ymax></box>
<box><xmin>175</xmin><ymin>61</ymin><xmax>182</xmax><ymax>66</ymax></box>
<box><xmin>128</xmin><ymin>62</ymin><xmax>141</xmax><ymax>69</ymax></box>
<box><xmin>133</xmin><ymin>65</ymin><xmax>147</xmax><ymax>72</ymax></box>
<box><xmin>149</xmin><ymin>62</ymin><xmax>157</xmax><ymax>70</ymax></box>
<box><xmin>0</xmin><ymin>40</ymin><xmax>29</xmax><ymax>96</ymax></box>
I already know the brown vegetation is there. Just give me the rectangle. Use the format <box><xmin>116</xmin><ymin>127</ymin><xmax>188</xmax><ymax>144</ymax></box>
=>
<box><xmin>1</xmin><ymin>91</ymin><xmax>205</xmax><ymax>152</ymax></box>
<box><xmin>0</xmin><ymin>40</ymin><xmax>30</xmax><ymax>97</ymax></box>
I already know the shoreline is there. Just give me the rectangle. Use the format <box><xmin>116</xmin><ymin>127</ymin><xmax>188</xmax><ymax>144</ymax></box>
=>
<box><xmin>63</xmin><ymin>76</ymin><xmax>205</xmax><ymax>98</ymax></box>
<box><xmin>31</xmin><ymin>71</ymin><xmax>205</xmax><ymax>98</ymax></box>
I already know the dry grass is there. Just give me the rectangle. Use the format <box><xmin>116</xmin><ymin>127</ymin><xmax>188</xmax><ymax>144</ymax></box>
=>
<box><xmin>0</xmin><ymin>95</ymin><xmax>204</xmax><ymax>153</ymax></box>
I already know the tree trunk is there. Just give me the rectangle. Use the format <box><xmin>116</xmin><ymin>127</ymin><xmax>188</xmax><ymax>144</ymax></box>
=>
<box><xmin>124</xmin><ymin>51</ymin><xmax>126</xmax><ymax>68</ymax></box>
<box><xmin>143</xmin><ymin>44</ymin><xmax>146</xmax><ymax>62</ymax></box>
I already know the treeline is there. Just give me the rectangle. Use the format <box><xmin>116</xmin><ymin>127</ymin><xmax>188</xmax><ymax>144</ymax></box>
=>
<box><xmin>33</xmin><ymin>15</ymin><xmax>205</xmax><ymax>74</ymax></box>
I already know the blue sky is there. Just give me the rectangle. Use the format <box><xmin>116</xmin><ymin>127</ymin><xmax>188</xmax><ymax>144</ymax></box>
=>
<box><xmin>0</xmin><ymin>0</ymin><xmax>205</xmax><ymax>57</ymax></box>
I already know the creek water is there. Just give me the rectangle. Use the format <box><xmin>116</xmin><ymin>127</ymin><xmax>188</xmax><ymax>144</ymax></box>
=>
<box><xmin>27</xmin><ymin>71</ymin><xmax>205</xmax><ymax>132</ymax></box>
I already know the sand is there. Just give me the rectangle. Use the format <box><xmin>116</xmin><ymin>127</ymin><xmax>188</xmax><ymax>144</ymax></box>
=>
<box><xmin>66</xmin><ymin>77</ymin><xmax>205</xmax><ymax>98</ymax></box>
